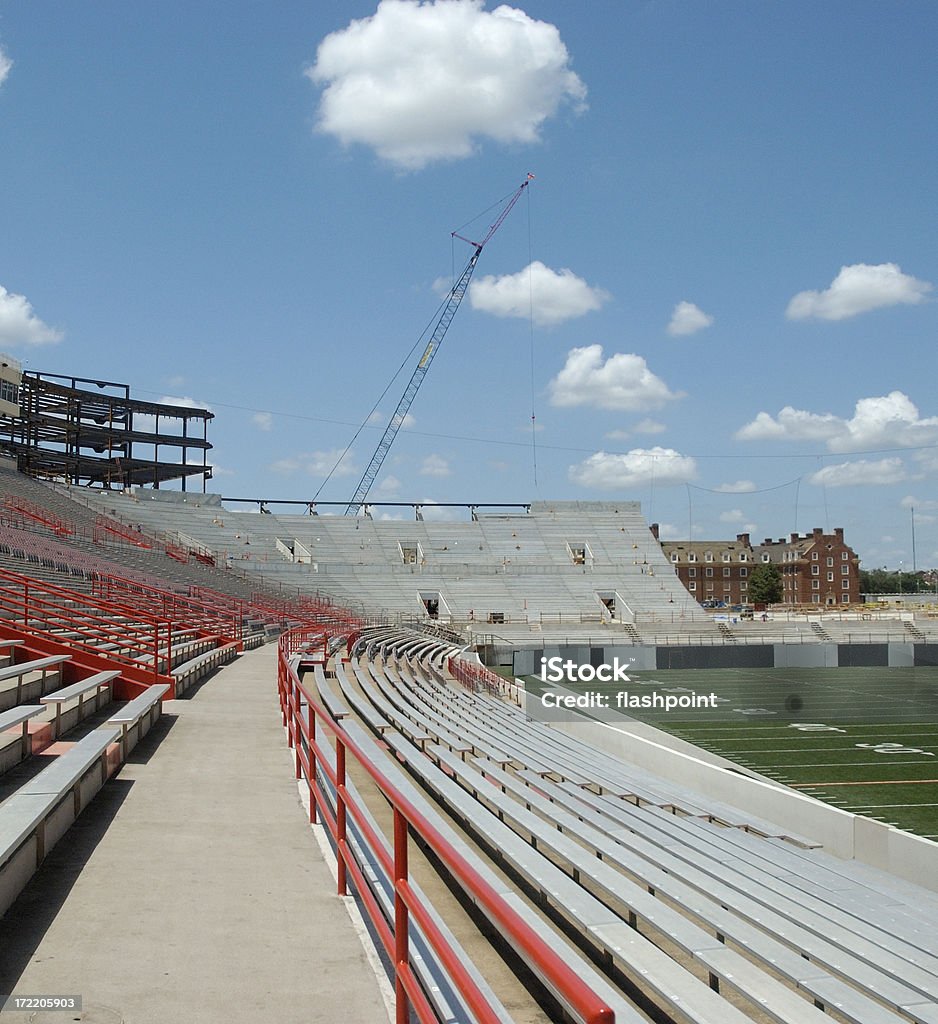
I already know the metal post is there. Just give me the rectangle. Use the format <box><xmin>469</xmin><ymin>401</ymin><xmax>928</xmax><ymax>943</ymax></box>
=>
<box><xmin>309</xmin><ymin>701</ymin><xmax>317</xmax><ymax>825</ymax></box>
<box><xmin>393</xmin><ymin>808</ymin><xmax>409</xmax><ymax>1024</ymax></box>
<box><xmin>336</xmin><ymin>738</ymin><xmax>347</xmax><ymax>896</ymax></box>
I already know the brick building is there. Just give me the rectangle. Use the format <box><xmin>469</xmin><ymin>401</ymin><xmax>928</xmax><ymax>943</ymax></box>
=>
<box><xmin>754</xmin><ymin>527</ymin><xmax>861</xmax><ymax>606</ymax></box>
<box><xmin>655</xmin><ymin>526</ymin><xmax>861</xmax><ymax>607</ymax></box>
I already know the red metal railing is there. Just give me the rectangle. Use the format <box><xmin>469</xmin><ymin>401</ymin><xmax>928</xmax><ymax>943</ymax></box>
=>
<box><xmin>92</xmin><ymin>574</ymin><xmax>243</xmax><ymax>645</ymax></box>
<box><xmin>0</xmin><ymin>566</ymin><xmax>176</xmax><ymax>695</ymax></box>
<box><xmin>447</xmin><ymin>655</ymin><xmax>514</xmax><ymax>699</ymax></box>
<box><xmin>278</xmin><ymin>630</ymin><xmax>614</xmax><ymax>1024</ymax></box>
<box><xmin>3</xmin><ymin>496</ymin><xmax>73</xmax><ymax>537</ymax></box>
<box><xmin>93</xmin><ymin>514</ymin><xmax>152</xmax><ymax>548</ymax></box>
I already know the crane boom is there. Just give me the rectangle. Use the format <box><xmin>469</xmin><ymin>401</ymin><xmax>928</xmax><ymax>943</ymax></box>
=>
<box><xmin>345</xmin><ymin>176</ymin><xmax>532</xmax><ymax>516</ymax></box>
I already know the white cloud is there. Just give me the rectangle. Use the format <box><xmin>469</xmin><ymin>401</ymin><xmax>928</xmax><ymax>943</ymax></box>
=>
<box><xmin>0</xmin><ymin>285</ymin><xmax>63</xmax><ymax>347</ymax></box>
<box><xmin>159</xmin><ymin>394</ymin><xmax>212</xmax><ymax>412</ymax></box>
<box><xmin>549</xmin><ymin>345</ymin><xmax>681</xmax><ymax>412</ymax></box>
<box><xmin>569</xmin><ymin>446</ymin><xmax>697</xmax><ymax>489</ymax></box>
<box><xmin>0</xmin><ymin>48</ymin><xmax>12</xmax><ymax>87</ymax></box>
<box><xmin>373</xmin><ymin>474</ymin><xmax>402</xmax><ymax>497</ymax></box>
<box><xmin>419</xmin><ymin>453</ymin><xmax>451</xmax><ymax>477</ymax></box>
<box><xmin>809</xmin><ymin>458</ymin><xmax>907</xmax><ymax>487</ymax></box>
<box><xmin>417</xmin><ymin>499</ymin><xmax>463</xmax><ymax>521</ymax></box>
<box><xmin>718</xmin><ymin>510</ymin><xmax>758</xmax><ymax>532</ymax></box>
<box><xmin>667</xmin><ymin>300</ymin><xmax>713</xmax><ymax>337</ymax></box>
<box><xmin>469</xmin><ymin>261</ymin><xmax>608</xmax><ymax>326</ymax></box>
<box><xmin>715</xmin><ymin>480</ymin><xmax>757</xmax><ymax>493</ymax></box>
<box><xmin>307</xmin><ymin>0</ymin><xmax>586</xmax><ymax>169</ymax></box>
<box><xmin>736</xmin><ymin>392</ymin><xmax>938</xmax><ymax>453</ymax></box>
<box><xmin>271</xmin><ymin>449</ymin><xmax>357</xmax><ymax>477</ymax></box>
<box><xmin>634</xmin><ymin>418</ymin><xmax>666</xmax><ymax>434</ymax></box>
<box><xmin>786</xmin><ymin>262</ymin><xmax>932</xmax><ymax>321</ymax></box>
<box><xmin>900</xmin><ymin>495</ymin><xmax>938</xmax><ymax>512</ymax></box>
<box><xmin>251</xmin><ymin>412</ymin><xmax>273</xmax><ymax>431</ymax></box>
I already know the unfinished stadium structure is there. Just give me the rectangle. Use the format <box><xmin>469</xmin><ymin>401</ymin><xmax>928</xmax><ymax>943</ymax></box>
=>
<box><xmin>1</xmin><ymin>452</ymin><xmax>938</xmax><ymax>1024</ymax></box>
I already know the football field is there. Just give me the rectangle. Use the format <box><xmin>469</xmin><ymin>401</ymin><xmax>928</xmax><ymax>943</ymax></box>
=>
<box><xmin>524</xmin><ymin>666</ymin><xmax>938</xmax><ymax>840</ymax></box>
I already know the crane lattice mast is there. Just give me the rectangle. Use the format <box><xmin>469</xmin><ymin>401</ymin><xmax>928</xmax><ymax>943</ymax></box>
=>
<box><xmin>344</xmin><ymin>175</ymin><xmax>532</xmax><ymax>516</ymax></box>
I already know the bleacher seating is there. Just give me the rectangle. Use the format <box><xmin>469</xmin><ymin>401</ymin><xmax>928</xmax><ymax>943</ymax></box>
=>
<box><xmin>314</xmin><ymin>627</ymin><xmax>938</xmax><ymax>1024</ymax></box>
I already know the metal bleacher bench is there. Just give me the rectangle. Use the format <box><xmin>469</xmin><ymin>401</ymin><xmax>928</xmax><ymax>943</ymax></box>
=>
<box><xmin>0</xmin><ymin>654</ymin><xmax>71</xmax><ymax>705</ymax></box>
<box><xmin>0</xmin><ymin>725</ymin><xmax>122</xmax><ymax>918</ymax></box>
<box><xmin>107</xmin><ymin>684</ymin><xmax>170</xmax><ymax>758</ymax></box>
<box><xmin>40</xmin><ymin>670</ymin><xmax>121</xmax><ymax>737</ymax></box>
<box><xmin>0</xmin><ymin>704</ymin><xmax>46</xmax><ymax>759</ymax></box>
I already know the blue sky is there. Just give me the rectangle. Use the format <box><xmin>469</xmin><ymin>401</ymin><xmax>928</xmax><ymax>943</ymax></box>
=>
<box><xmin>1</xmin><ymin>1</ymin><xmax>936</xmax><ymax>572</ymax></box>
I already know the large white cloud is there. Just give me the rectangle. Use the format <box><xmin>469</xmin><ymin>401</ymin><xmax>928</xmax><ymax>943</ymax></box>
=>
<box><xmin>470</xmin><ymin>261</ymin><xmax>608</xmax><ymax>326</ymax></box>
<box><xmin>0</xmin><ymin>286</ymin><xmax>63</xmax><ymax>347</ymax></box>
<box><xmin>307</xmin><ymin>0</ymin><xmax>586</xmax><ymax>169</ymax></box>
<box><xmin>786</xmin><ymin>263</ymin><xmax>932</xmax><ymax>321</ymax></box>
<box><xmin>809</xmin><ymin>458</ymin><xmax>907</xmax><ymax>488</ymax></box>
<box><xmin>570</xmin><ymin>447</ymin><xmax>697</xmax><ymax>490</ymax></box>
<box><xmin>0</xmin><ymin>47</ymin><xmax>11</xmax><ymax>86</ymax></box>
<box><xmin>549</xmin><ymin>345</ymin><xmax>681</xmax><ymax>412</ymax></box>
<box><xmin>736</xmin><ymin>391</ymin><xmax>938</xmax><ymax>453</ymax></box>
<box><xmin>667</xmin><ymin>300</ymin><xmax>713</xmax><ymax>336</ymax></box>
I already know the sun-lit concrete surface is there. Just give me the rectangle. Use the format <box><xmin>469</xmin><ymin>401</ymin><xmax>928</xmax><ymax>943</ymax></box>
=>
<box><xmin>0</xmin><ymin>644</ymin><xmax>390</xmax><ymax>1024</ymax></box>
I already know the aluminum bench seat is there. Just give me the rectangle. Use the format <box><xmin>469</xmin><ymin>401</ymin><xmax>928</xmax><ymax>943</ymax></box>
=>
<box><xmin>473</xmin><ymin>758</ymin><xmax>933</xmax><ymax>1023</ymax></box>
<box><xmin>397</xmin><ymin>734</ymin><xmax>808</xmax><ymax>1024</ymax></box>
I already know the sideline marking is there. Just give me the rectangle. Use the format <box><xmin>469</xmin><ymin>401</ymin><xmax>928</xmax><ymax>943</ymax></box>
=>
<box><xmin>791</xmin><ymin>778</ymin><xmax>938</xmax><ymax>788</ymax></box>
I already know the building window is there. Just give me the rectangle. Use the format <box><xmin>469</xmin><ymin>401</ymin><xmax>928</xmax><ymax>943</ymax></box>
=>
<box><xmin>827</xmin><ymin>572</ymin><xmax>834</xmax><ymax>582</ymax></box>
<box><xmin>722</xmin><ymin>553</ymin><xmax>731</xmax><ymax>562</ymax></box>
<box><xmin>705</xmin><ymin>567</ymin><xmax>714</xmax><ymax>578</ymax></box>
<box><xmin>841</xmin><ymin>564</ymin><xmax>849</xmax><ymax>575</ymax></box>
<box><xmin>688</xmin><ymin>567</ymin><xmax>697</xmax><ymax>578</ymax></box>
<box><xmin>812</xmin><ymin>580</ymin><xmax>820</xmax><ymax>589</ymax></box>
<box><xmin>740</xmin><ymin>582</ymin><xmax>747</xmax><ymax>591</ymax></box>
<box><xmin>762</xmin><ymin>553</ymin><xmax>770</xmax><ymax>562</ymax></box>
<box><xmin>811</xmin><ymin>565</ymin><xmax>819</xmax><ymax>575</ymax></box>
<box><xmin>812</xmin><ymin>594</ymin><xmax>821</xmax><ymax>603</ymax></box>
<box><xmin>688</xmin><ymin>581</ymin><xmax>696</xmax><ymax>591</ymax></box>
<box><xmin>0</xmin><ymin>380</ymin><xmax>18</xmax><ymax>405</ymax></box>
<box><xmin>842</xmin><ymin>579</ymin><xmax>850</xmax><ymax>589</ymax></box>
<box><xmin>688</xmin><ymin>553</ymin><xmax>697</xmax><ymax>562</ymax></box>
<box><xmin>827</xmin><ymin>556</ymin><xmax>834</xmax><ymax>567</ymax></box>
<box><xmin>740</xmin><ymin>567</ymin><xmax>748</xmax><ymax>578</ymax></box>
<box><xmin>842</xmin><ymin>551</ymin><xmax>849</xmax><ymax>560</ymax></box>
<box><xmin>705</xmin><ymin>551</ymin><xmax>713</xmax><ymax>562</ymax></box>
<box><xmin>671</xmin><ymin>551</ymin><xmax>679</xmax><ymax>562</ymax></box>
<box><xmin>723</xmin><ymin>567</ymin><xmax>731</xmax><ymax>577</ymax></box>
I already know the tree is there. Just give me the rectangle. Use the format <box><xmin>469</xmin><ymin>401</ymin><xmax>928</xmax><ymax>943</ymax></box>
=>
<box><xmin>748</xmin><ymin>562</ymin><xmax>783</xmax><ymax>604</ymax></box>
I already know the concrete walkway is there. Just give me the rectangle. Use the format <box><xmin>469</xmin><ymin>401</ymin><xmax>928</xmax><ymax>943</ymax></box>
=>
<box><xmin>0</xmin><ymin>644</ymin><xmax>390</xmax><ymax>1024</ymax></box>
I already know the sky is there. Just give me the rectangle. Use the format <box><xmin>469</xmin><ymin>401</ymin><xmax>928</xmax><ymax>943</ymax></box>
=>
<box><xmin>1</xmin><ymin>1</ymin><xmax>937</xmax><ymax>572</ymax></box>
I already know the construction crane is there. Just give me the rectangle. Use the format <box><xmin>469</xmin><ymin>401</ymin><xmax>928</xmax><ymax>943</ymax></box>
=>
<box><xmin>344</xmin><ymin>174</ymin><xmax>533</xmax><ymax>516</ymax></box>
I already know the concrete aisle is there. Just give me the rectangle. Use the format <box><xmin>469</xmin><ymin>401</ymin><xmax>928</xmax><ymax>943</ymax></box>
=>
<box><xmin>0</xmin><ymin>644</ymin><xmax>390</xmax><ymax>1024</ymax></box>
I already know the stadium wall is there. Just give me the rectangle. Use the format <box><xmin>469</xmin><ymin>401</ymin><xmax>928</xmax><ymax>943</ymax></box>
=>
<box><xmin>512</xmin><ymin>641</ymin><xmax>935</xmax><ymax>673</ymax></box>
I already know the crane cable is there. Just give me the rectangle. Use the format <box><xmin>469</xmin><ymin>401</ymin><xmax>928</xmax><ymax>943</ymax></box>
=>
<box><xmin>526</xmin><ymin>183</ymin><xmax>538</xmax><ymax>489</ymax></box>
<box><xmin>309</xmin><ymin>289</ymin><xmax>456</xmax><ymax>503</ymax></box>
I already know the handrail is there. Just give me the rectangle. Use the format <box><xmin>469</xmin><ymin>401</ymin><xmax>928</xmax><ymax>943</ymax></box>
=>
<box><xmin>92</xmin><ymin>574</ymin><xmax>243</xmax><ymax>644</ymax></box>
<box><xmin>0</xmin><ymin>567</ymin><xmax>172</xmax><ymax>684</ymax></box>
<box><xmin>277</xmin><ymin>630</ymin><xmax>614</xmax><ymax>1024</ymax></box>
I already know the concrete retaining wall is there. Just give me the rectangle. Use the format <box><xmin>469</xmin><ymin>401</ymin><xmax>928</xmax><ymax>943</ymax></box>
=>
<box><xmin>513</xmin><ymin>641</ymin><xmax>938</xmax><ymax>673</ymax></box>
